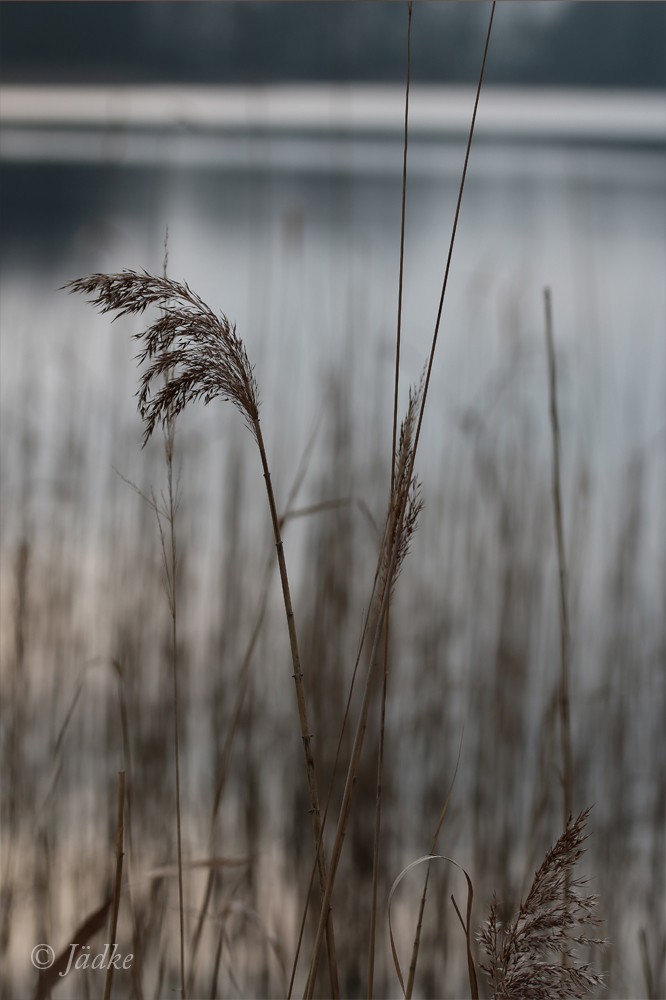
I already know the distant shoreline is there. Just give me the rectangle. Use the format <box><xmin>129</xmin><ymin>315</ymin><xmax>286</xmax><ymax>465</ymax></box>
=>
<box><xmin>2</xmin><ymin>85</ymin><xmax>664</xmax><ymax>145</ymax></box>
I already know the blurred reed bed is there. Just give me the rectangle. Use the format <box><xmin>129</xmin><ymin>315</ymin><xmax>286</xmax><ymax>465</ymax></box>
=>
<box><xmin>1</xmin><ymin>266</ymin><xmax>663</xmax><ymax>997</ymax></box>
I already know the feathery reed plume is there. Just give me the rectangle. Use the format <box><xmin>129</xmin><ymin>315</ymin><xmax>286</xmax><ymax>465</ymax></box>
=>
<box><xmin>66</xmin><ymin>270</ymin><xmax>260</xmax><ymax>445</ymax></box>
<box><xmin>478</xmin><ymin>809</ymin><xmax>605</xmax><ymax>999</ymax></box>
<box><xmin>66</xmin><ymin>267</ymin><xmax>340</xmax><ymax>996</ymax></box>
<box><xmin>369</xmin><ymin>7</ymin><xmax>413</xmax><ymax>992</ymax></box>
<box><xmin>544</xmin><ymin>287</ymin><xmax>573</xmax><ymax>828</ymax></box>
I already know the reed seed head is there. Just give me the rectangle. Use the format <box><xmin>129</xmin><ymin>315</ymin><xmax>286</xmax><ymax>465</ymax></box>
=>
<box><xmin>66</xmin><ymin>270</ymin><xmax>260</xmax><ymax>444</ymax></box>
<box><xmin>478</xmin><ymin>808</ymin><xmax>606</xmax><ymax>999</ymax></box>
<box><xmin>378</xmin><ymin>376</ymin><xmax>424</xmax><ymax>606</ymax></box>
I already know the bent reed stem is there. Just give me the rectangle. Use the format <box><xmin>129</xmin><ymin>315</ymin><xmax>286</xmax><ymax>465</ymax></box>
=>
<box><xmin>252</xmin><ymin>415</ymin><xmax>340</xmax><ymax>1000</ymax></box>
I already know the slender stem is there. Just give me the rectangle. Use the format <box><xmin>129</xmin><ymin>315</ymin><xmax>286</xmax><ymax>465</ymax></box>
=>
<box><xmin>161</xmin><ymin>227</ymin><xmax>186</xmax><ymax>998</ymax></box>
<box><xmin>252</xmin><ymin>416</ymin><xmax>340</xmax><ymax>999</ymax></box>
<box><xmin>103</xmin><ymin>770</ymin><xmax>125</xmax><ymax>1000</ymax></box>
<box><xmin>368</xmin><ymin>7</ymin><xmax>412</xmax><ymax>997</ymax></box>
<box><xmin>306</xmin><ymin>7</ymin><xmax>496</xmax><ymax>993</ymax></box>
<box><xmin>544</xmin><ymin>287</ymin><xmax>573</xmax><ymax>827</ymax></box>
<box><xmin>405</xmin><ymin>862</ymin><xmax>431</xmax><ymax>1000</ymax></box>
<box><xmin>167</xmin><ymin>421</ymin><xmax>187</xmax><ymax>1000</ymax></box>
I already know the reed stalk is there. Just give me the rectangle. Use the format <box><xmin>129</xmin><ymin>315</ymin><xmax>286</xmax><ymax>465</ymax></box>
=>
<box><xmin>162</xmin><ymin>234</ymin><xmax>187</xmax><ymax>998</ymax></box>
<box><xmin>368</xmin><ymin>6</ymin><xmax>412</xmax><ymax>998</ymax></box>
<box><xmin>544</xmin><ymin>287</ymin><xmax>573</xmax><ymax>828</ymax></box>
<box><xmin>305</xmin><ymin>7</ymin><xmax>496</xmax><ymax>994</ymax></box>
<box><xmin>103</xmin><ymin>770</ymin><xmax>125</xmax><ymax>1000</ymax></box>
<box><xmin>253</xmin><ymin>415</ymin><xmax>340</xmax><ymax>998</ymax></box>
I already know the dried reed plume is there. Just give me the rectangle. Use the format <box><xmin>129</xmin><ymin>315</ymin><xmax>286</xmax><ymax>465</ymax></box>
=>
<box><xmin>66</xmin><ymin>270</ymin><xmax>260</xmax><ymax>444</ymax></box>
<box><xmin>377</xmin><ymin>378</ymin><xmax>424</xmax><ymax>611</ymax></box>
<box><xmin>478</xmin><ymin>809</ymin><xmax>605</xmax><ymax>999</ymax></box>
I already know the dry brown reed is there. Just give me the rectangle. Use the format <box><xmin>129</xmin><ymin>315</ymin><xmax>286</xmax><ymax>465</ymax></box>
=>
<box><xmin>478</xmin><ymin>808</ymin><xmax>605</xmax><ymax>999</ymax></box>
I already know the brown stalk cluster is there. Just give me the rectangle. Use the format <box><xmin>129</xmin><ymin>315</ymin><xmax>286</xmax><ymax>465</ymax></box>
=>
<box><xmin>478</xmin><ymin>808</ymin><xmax>606</xmax><ymax>999</ymax></box>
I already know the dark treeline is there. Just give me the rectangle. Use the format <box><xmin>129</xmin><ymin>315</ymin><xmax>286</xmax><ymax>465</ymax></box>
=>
<box><xmin>1</xmin><ymin>1</ymin><xmax>665</xmax><ymax>89</ymax></box>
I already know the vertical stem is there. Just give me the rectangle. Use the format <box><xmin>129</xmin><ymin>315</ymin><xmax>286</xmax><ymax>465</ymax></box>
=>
<box><xmin>405</xmin><ymin>862</ymin><xmax>431</xmax><ymax>1000</ymax></box>
<box><xmin>369</xmin><ymin>7</ymin><xmax>412</xmax><ymax>996</ymax></box>
<box><xmin>544</xmin><ymin>287</ymin><xmax>573</xmax><ymax>828</ymax></box>
<box><xmin>162</xmin><ymin>232</ymin><xmax>187</xmax><ymax>999</ymax></box>
<box><xmin>103</xmin><ymin>770</ymin><xmax>125</xmax><ymax>1000</ymax></box>
<box><xmin>252</xmin><ymin>417</ymin><xmax>340</xmax><ymax>999</ymax></box>
<box><xmin>168</xmin><ymin>423</ymin><xmax>187</xmax><ymax>1000</ymax></box>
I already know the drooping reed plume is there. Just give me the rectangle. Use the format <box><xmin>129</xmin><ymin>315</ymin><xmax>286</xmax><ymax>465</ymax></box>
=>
<box><xmin>67</xmin><ymin>271</ymin><xmax>260</xmax><ymax>444</ymax></box>
<box><xmin>478</xmin><ymin>809</ymin><xmax>605</xmax><ymax>999</ymax></box>
<box><xmin>66</xmin><ymin>268</ymin><xmax>340</xmax><ymax>996</ymax></box>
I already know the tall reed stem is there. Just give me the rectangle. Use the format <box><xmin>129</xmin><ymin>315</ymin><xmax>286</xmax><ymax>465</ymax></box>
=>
<box><xmin>103</xmin><ymin>770</ymin><xmax>125</xmax><ymax>1000</ymax></box>
<box><xmin>306</xmin><ymin>8</ymin><xmax>495</xmax><ymax>994</ymax></box>
<box><xmin>544</xmin><ymin>287</ymin><xmax>572</xmax><ymax>828</ymax></box>
<box><xmin>166</xmin><ymin>410</ymin><xmax>187</xmax><ymax>999</ymax></box>
<box><xmin>161</xmin><ymin>233</ymin><xmax>187</xmax><ymax>999</ymax></box>
<box><xmin>368</xmin><ymin>5</ymin><xmax>412</xmax><ymax>997</ymax></box>
<box><xmin>252</xmin><ymin>415</ymin><xmax>340</xmax><ymax>999</ymax></box>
